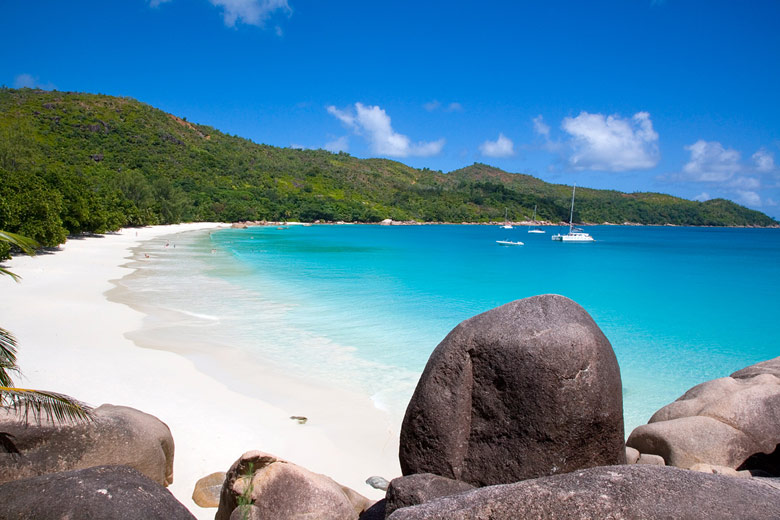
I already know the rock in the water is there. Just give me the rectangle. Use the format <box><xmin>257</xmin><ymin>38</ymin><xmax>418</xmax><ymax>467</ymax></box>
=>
<box><xmin>399</xmin><ymin>295</ymin><xmax>625</xmax><ymax>486</ymax></box>
<box><xmin>215</xmin><ymin>451</ymin><xmax>371</xmax><ymax>520</ymax></box>
<box><xmin>0</xmin><ymin>465</ymin><xmax>195</xmax><ymax>520</ymax></box>
<box><xmin>627</xmin><ymin>356</ymin><xmax>780</xmax><ymax>475</ymax></box>
<box><xmin>385</xmin><ymin>473</ymin><xmax>475</xmax><ymax>517</ymax></box>
<box><xmin>365</xmin><ymin>475</ymin><xmax>390</xmax><ymax>490</ymax></box>
<box><xmin>385</xmin><ymin>465</ymin><xmax>780</xmax><ymax>519</ymax></box>
<box><xmin>0</xmin><ymin>403</ymin><xmax>174</xmax><ymax>486</ymax></box>
<box><xmin>192</xmin><ymin>471</ymin><xmax>226</xmax><ymax>508</ymax></box>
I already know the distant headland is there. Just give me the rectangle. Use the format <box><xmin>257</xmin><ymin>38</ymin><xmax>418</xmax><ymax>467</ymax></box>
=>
<box><xmin>1</xmin><ymin>87</ymin><xmax>776</xmax><ymax>257</ymax></box>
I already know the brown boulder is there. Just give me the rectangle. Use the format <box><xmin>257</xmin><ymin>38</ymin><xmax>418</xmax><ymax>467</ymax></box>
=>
<box><xmin>385</xmin><ymin>473</ymin><xmax>475</xmax><ymax>517</ymax></box>
<box><xmin>192</xmin><ymin>471</ymin><xmax>226</xmax><ymax>508</ymax></box>
<box><xmin>385</xmin><ymin>465</ymin><xmax>780</xmax><ymax>519</ymax></box>
<box><xmin>399</xmin><ymin>295</ymin><xmax>625</xmax><ymax>486</ymax></box>
<box><xmin>627</xmin><ymin>356</ymin><xmax>780</xmax><ymax>475</ymax></box>
<box><xmin>215</xmin><ymin>451</ymin><xmax>371</xmax><ymax>520</ymax></box>
<box><xmin>0</xmin><ymin>403</ymin><xmax>174</xmax><ymax>486</ymax></box>
<box><xmin>0</xmin><ymin>465</ymin><xmax>195</xmax><ymax>520</ymax></box>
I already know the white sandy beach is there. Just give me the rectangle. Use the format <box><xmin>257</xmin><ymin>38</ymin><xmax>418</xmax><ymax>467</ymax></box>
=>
<box><xmin>0</xmin><ymin>224</ymin><xmax>401</xmax><ymax>519</ymax></box>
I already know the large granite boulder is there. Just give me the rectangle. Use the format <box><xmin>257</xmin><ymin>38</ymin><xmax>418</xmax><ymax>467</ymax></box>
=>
<box><xmin>385</xmin><ymin>473</ymin><xmax>475</xmax><ymax>517</ymax></box>
<box><xmin>399</xmin><ymin>294</ymin><xmax>625</xmax><ymax>486</ymax></box>
<box><xmin>0</xmin><ymin>465</ymin><xmax>195</xmax><ymax>520</ymax></box>
<box><xmin>0</xmin><ymin>403</ymin><xmax>174</xmax><ymax>486</ymax></box>
<box><xmin>385</xmin><ymin>465</ymin><xmax>780</xmax><ymax>519</ymax></box>
<box><xmin>627</xmin><ymin>356</ymin><xmax>780</xmax><ymax>475</ymax></box>
<box><xmin>216</xmin><ymin>450</ymin><xmax>372</xmax><ymax>520</ymax></box>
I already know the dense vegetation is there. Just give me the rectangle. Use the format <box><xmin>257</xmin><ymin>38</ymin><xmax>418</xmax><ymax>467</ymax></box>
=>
<box><xmin>0</xmin><ymin>88</ymin><xmax>775</xmax><ymax>256</ymax></box>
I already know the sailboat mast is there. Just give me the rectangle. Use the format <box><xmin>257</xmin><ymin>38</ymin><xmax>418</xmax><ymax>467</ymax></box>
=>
<box><xmin>569</xmin><ymin>184</ymin><xmax>576</xmax><ymax>233</ymax></box>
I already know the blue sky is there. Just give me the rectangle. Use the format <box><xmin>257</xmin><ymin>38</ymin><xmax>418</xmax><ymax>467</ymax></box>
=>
<box><xmin>2</xmin><ymin>1</ymin><xmax>779</xmax><ymax>218</ymax></box>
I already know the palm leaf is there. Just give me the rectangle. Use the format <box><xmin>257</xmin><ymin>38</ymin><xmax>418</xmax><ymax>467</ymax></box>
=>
<box><xmin>1</xmin><ymin>386</ymin><xmax>94</xmax><ymax>424</ymax></box>
<box><xmin>0</xmin><ymin>328</ymin><xmax>19</xmax><ymax>387</ymax></box>
<box><xmin>0</xmin><ymin>231</ymin><xmax>38</xmax><ymax>256</ymax></box>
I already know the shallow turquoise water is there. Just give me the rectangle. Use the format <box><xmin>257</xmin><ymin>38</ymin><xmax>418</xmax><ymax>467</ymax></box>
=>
<box><xmin>132</xmin><ymin>225</ymin><xmax>780</xmax><ymax>434</ymax></box>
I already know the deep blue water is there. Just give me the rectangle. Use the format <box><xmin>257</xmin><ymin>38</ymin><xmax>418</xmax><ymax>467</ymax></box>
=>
<box><xmin>132</xmin><ymin>225</ymin><xmax>780</xmax><ymax>433</ymax></box>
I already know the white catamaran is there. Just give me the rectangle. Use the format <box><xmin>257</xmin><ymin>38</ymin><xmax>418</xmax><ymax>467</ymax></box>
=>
<box><xmin>551</xmin><ymin>185</ymin><xmax>594</xmax><ymax>242</ymax></box>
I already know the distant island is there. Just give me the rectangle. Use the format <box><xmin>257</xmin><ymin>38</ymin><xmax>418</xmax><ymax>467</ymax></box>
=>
<box><xmin>0</xmin><ymin>87</ymin><xmax>776</xmax><ymax>256</ymax></box>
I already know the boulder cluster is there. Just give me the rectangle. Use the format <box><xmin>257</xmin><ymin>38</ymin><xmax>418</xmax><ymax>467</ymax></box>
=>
<box><xmin>1</xmin><ymin>294</ymin><xmax>778</xmax><ymax>518</ymax></box>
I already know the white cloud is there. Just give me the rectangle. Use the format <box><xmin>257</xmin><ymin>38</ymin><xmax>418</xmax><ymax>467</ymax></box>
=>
<box><xmin>562</xmin><ymin>111</ymin><xmax>660</xmax><ymax>171</ymax></box>
<box><xmin>533</xmin><ymin>115</ymin><xmax>550</xmax><ymax>138</ymax></box>
<box><xmin>326</xmin><ymin>105</ymin><xmax>356</xmax><ymax>129</ymax></box>
<box><xmin>148</xmin><ymin>0</ymin><xmax>172</xmax><ymax>7</ymax></box>
<box><xmin>209</xmin><ymin>0</ymin><xmax>291</xmax><ymax>27</ymax></box>
<box><xmin>752</xmin><ymin>149</ymin><xmax>776</xmax><ymax>172</ymax></box>
<box><xmin>446</xmin><ymin>102</ymin><xmax>463</xmax><ymax>112</ymax></box>
<box><xmin>729</xmin><ymin>176</ymin><xmax>761</xmax><ymax>190</ymax></box>
<box><xmin>479</xmin><ymin>133</ymin><xmax>515</xmax><ymax>158</ymax></box>
<box><xmin>424</xmin><ymin>100</ymin><xmax>440</xmax><ymax>112</ymax></box>
<box><xmin>736</xmin><ymin>190</ymin><xmax>762</xmax><ymax>207</ymax></box>
<box><xmin>693</xmin><ymin>192</ymin><xmax>711</xmax><ymax>202</ymax></box>
<box><xmin>682</xmin><ymin>140</ymin><xmax>741</xmax><ymax>182</ymax></box>
<box><xmin>324</xmin><ymin>135</ymin><xmax>349</xmax><ymax>153</ymax></box>
<box><xmin>326</xmin><ymin>103</ymin><xmax>444</xmax><ymax>157</ymax></box>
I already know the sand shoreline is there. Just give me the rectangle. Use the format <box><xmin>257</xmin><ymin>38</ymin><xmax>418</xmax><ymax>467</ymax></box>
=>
<box><xmin>0</xmin><ymin>224</ymin><xmax>400</xmax><ymax>519</ymax></box>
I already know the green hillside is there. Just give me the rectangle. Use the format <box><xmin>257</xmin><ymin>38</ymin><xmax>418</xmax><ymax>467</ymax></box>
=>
<box><xmin>0</xmin><ymin>88</ymin><xmax>775</xmax><ymax>255</ymax></box>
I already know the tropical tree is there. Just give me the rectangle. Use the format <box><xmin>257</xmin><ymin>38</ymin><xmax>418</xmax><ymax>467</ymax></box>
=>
<box><xmin>1</xmin><ymin>230</ymin><xmax>93</xmax><ymax>443</ymax></box>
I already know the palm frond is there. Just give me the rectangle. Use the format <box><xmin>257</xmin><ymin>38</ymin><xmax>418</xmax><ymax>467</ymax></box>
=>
<box><xmin>0</xmin><ymin>266</ymin><xmax>22</xmax><ymax>283</ymax></box>
<box><xmin>1</xmin><ymin>386</ymin><xmax>94</xmax><ymax>424</ymax></box>
<box><xmin>0</xmin><ymin>231</ymin><xmax>38</xmax><ymax>256</ymax></box>
<box><xmin>0</xmin><ymin>328</ymin><xmax>19</xmax><ymax>387</ymax></box>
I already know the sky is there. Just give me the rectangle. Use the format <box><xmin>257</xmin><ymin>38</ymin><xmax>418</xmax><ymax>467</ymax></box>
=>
<box><xmin>2</xmin><ymin>0</ymin><xmax>779</xmax><ymax>218</ymax></box>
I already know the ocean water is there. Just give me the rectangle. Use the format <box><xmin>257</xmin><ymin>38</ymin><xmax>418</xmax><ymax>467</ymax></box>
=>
<box><xmin>122</xmin><ymin>225</ymin><xmax>780</xmax><ymax>435</ymax></box>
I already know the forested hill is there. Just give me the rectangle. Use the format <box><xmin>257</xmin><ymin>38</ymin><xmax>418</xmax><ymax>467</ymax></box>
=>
<box><xmin>0</xmin><ymin>88</ymin><xmax>775</xmax><ymax>253</ymax></box>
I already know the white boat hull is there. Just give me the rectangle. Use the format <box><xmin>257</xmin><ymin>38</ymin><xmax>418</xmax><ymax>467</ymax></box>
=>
<box><xmin>551</xmin><ymin>233</ymin><xmax>594</xmax><ymax>242</ymax></box>
<box><xmin>496</xmin><ymin>240</ymin><xmax>524</xmax><ymax>246</ymax></box>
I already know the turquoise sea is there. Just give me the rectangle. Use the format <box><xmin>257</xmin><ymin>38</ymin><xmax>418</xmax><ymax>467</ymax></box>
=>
<box><xmin>126</xmin><ymin>225</ymin><xmax>780</xmax><ymax>434</ymax></box>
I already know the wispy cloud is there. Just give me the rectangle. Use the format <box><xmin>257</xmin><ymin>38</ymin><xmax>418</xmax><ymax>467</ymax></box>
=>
<box><xmin>423</xmin><ymin>100</ymin><xmax>463</xmax><ymax>113</ymax></box>
<box><xmin>682</xmin><ymin>140</ymin><xmax>741</xmax><ymax>182</ymax></box>
<box><xmin>479</xmin><ymin>133</ymin><xmax>515</xmax><ymax>158</ymax></box>
<box><xmin>532</xmin><ymin>115</ymin><xmax>550</xmax><ymax>139</ymax></box>
<box><xmin>150</xmin><ymin>0</ymin><xmax>291</xmax><ymax>27</ymax></box>
<box><xmin>562</xmin><ymin>111</ymin><xmax>660</xmax><ymax>171</ymax></box>
<box><xmin>327</xmin><ymin>103</ymin><xmax>444</xmax><ymax>158</ymax></box>
<box><xmin>674</xmin><ymin>140</ymin><xmax>780</xmax><ymax>209</ymax></box>
<box><xmin>13</xmin><ymin>73</ymin><xmax>55</xmax><ymax>90</ymax></box>
<box><xmin>209</xmin><ymin>0</ymin><xmax>291</xmax><ymax>27</ymax></box>
<box><xmin>752</xmin><ymin>149</ymin><xmax>776</xmax><ymax>172</ymax></box>
<box><xmin>324</xmin><ymin>135</ymin><xmax>349</xmax><ymax>153</ymax></box>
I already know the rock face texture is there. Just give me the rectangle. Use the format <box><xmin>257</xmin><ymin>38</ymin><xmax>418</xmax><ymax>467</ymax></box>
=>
<box><xmin>0</xmin><ymin>404</ymin><xmax>175</xmax><ymax>486</ymax></box>
<box><xmin>627</xmin><ymin>356</ymin><xmax>780</xmax><ymax>475</ymax></box>
<box><xmin>216</xmin><ymin>451</ymin><xmax>372</xmax><ymax>520</ymax></box>
<box><xmin>385</xmin><ymin>465</ymin><xmax>780</xmax><ymax>520</ymax></box>
<box><xmin>385</xmin><ymin>473</ymin><xmax>475</xmax><ymax>517</ymax></box>
<box><xmin>399</xmin><ymin>294</ymin><xmax>625</xmax><ymax>486</ymax></box>
<box><xmin>0</xmin><ymin>465</ymin><xmax>195</xmax><ymax>520</ymax></box>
